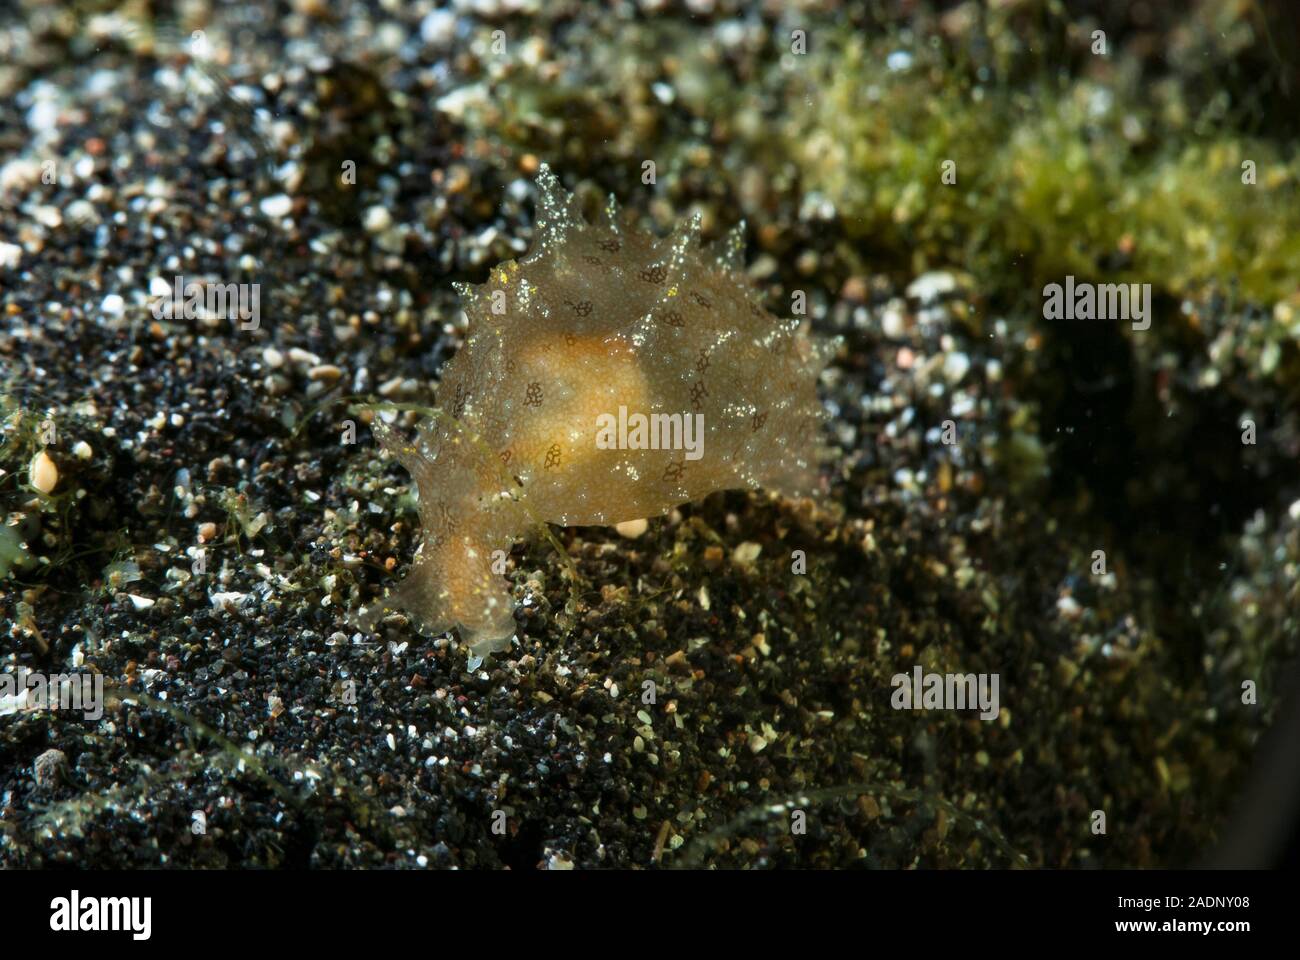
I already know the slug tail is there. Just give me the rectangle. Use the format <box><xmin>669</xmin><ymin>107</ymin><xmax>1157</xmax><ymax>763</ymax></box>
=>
<box><xmin>358</xmin><ymin>419</ymin><xmax>519</xmax><ymax>657</ymax></box>
<box><xmin>355</xmin><ymin>524</ymin><xmax>517</xmax><ymax>657</ymax></box>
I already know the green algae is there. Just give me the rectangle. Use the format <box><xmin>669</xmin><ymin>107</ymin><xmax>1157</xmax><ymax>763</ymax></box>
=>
<box><xmin>789</xmin><ymin>35</ymin><xmax>1300</xmax><ymax>308</ymax></box>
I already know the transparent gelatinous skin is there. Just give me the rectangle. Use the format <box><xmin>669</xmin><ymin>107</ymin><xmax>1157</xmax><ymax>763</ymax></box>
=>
<box><xmin>357</xmin><ymin>164</ymin><xmax>839</xmax><ymax>656</ymax></box>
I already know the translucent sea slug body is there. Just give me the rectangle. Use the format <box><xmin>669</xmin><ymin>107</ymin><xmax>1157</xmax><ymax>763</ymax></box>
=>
<box><xmin>359</xmin><ymin>165</ymin><xmax>838</xmax><ymax>655</ymax></box>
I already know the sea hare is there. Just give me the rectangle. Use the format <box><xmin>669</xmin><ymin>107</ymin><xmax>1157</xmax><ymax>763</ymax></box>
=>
<box><xmin>358</xmin><ymin>165</ymin><xmax>838</xmax><ymax>655</ymax></box>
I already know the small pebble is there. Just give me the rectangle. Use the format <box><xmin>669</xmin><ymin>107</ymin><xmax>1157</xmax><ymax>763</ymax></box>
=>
<box><xmin>615</xmin><ymin>518</ymin><xmax>648</xmax><ymax>539</ymax></box>
<box><xmin>364</xmin><ymin>206</ymin><xmax>393</xmax><ymax>233</ymax></box>
<box><xmin>34</xmin><ymin>749</ymin><xmax>67</xmax><ymax>787</ymax></box>
<box><xmin>30</xmin><ymin>450</ymin><xmax>58</xmax><ymax>494</ymax></box>
<box><xmin>259</xmin><ymin>194</ymin><xmax>293</xmax><ymax>218</ymax></box>
<box><xmin>32</xmin><ymin>205</ymin><xmax>62</xmax><ymax>229</ymax></box>
<box><xmin>906</xmin><ymin>270</ymin><xmax>957</xmax><ymax>303</ymax></box>
<box><xmin>943</xmin><ymin>352</ymin><xmax>970</xmax><ymax>384</ymax></box>
<box><xmin>308</xmin><ymin>364</ymin><xmax>343</xmax><ymax>383</ymax></box>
